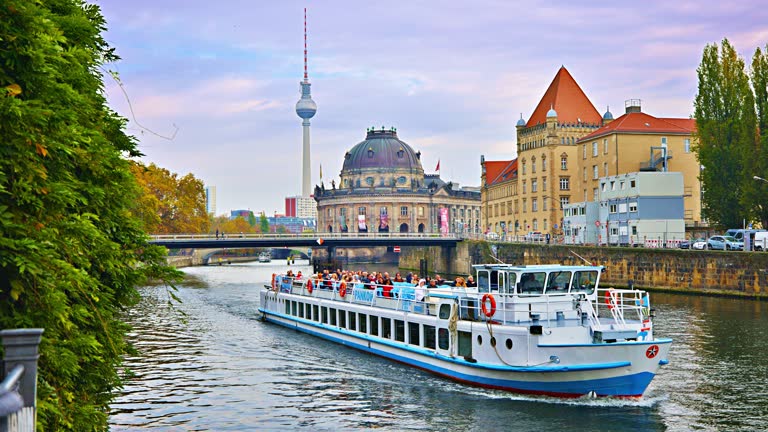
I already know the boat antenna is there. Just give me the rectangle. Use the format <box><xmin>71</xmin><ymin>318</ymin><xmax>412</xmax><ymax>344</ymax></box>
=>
<box><xmin>569</xmin><ymin>249</ymin><xmax>592</xmax><ymax>265</ymax></box>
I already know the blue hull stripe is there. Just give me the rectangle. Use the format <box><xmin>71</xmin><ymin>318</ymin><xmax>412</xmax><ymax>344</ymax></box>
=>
<box><xmin>260</xmin><ymin>310</ymin><xmax>655</xmax><ymax>397</ymax></box>
<box><xmin>539</xmin><ymin>338</ymin><xmax>673</xmax><ymax>348</ymax></box>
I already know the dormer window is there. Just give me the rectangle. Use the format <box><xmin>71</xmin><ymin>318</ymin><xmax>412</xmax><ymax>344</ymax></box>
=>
<box><xmin>397</xmin><ymin>148</ymin><xmax>404</xmax><ymax>158</ymax></box>
<box><xmin>345</xmin><ymin>152</ymin><xmax>351</xmax><ymax>160</ymax></box>
<box><xmin>368</xmin><ymin>147</ymin><xmax>374</xmax><ymax>158</ymax></box>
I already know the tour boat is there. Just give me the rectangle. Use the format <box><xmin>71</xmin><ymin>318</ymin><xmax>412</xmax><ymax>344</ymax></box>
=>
<box><xmin>258</xmin><ymin>264</ymin><xmax>671</xmax><ymax>398</ymax></box>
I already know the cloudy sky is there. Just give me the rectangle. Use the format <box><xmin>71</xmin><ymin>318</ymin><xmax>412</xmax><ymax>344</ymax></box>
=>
<box><xmin>97</xmin><ymin>0</ymin><xmax>768</xmax><ymax>216</ymax></box>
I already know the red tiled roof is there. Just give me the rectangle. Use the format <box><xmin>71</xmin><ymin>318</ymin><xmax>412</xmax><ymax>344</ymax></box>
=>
<box><xmin>485</xmin><ymin>159</ymin><xmax>517</xmax><ymax>186</ymax></box>
<box><xmin>577</xmin><ymin>112</ymin><xmax>696</xmax><ymax>143</ymax></box>
<box><xmin>526</xmin><ymin>67</ymin><xmax>601</xmax><ymax>127</ymax></box>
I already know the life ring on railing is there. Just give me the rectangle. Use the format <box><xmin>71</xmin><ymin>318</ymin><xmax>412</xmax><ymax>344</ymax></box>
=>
<box><xmin>271</xmin><ymin>273</ymin><xmax>276</xmax><ymax>290</ymax></box>
<box><xmin>339</xmin><ymin>282</ymin><xmax>347</xmax><ymax>297</ymax></box>
<box><xmin>481</xmin><ymin>293</ymin><xmax>496</xmax><ymax>318</ymax></box>
<box><xmin>605</xmin><ymin>289</ymin><xmax>616</xmax><ymax>310</ymax></box>
<box><xmin>307</xmin><ymin>279</ymin><xmax>313</xmax><ymax>294</ymax></box>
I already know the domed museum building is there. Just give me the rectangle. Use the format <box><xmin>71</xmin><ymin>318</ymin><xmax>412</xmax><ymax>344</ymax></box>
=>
<box><xmin>314</xmin><ymin>128</ymin><xmax>481</xmax><ymax>235</ymax></box>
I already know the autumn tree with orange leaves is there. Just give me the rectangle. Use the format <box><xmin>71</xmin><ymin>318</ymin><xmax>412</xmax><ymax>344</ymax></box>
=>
<box><xmin>130</xmin><ymin>162</ymin><xmax>210</xmax><ymax>234</ymax></box>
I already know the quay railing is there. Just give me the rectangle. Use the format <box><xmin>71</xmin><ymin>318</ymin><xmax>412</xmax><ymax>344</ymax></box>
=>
<box><xmin>151</xmin><ymin>232</ymin><xmax>462</xmax><ymax>241</ymax></box>
<box><xmin>1</xmin><ymin>329</ymin><xmax>43</xmax><ymax>432</ymax></box>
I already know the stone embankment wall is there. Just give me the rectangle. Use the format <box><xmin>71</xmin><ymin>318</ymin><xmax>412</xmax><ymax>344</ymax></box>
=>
<box><xmin>401</xmin><ymin>241</ymin><xmax>768</xmax><ymax>298</ymax></box>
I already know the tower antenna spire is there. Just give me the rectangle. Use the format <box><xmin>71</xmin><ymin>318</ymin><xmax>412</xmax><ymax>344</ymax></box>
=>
<box><xmin>304</xmin><ymin>7</ymin><xmax>308</xmax><ymax>82</ymax></box>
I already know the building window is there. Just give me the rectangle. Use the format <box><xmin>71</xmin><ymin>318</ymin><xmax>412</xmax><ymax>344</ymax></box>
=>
<box><xmin>610</xmin><ymin>204</ymin><xmax>617</xmax><ymax>213</ymax></box>
<box><xmin>358</xmin><ymin>207</ymin><xmax>366</xmax><ymax>216</ymax></box>
<box><xmin>533</xmin><ymin>219</ymin><xmax>538</xmax><ymax>230</ymax></box>
<box><xmin>328</xmin><ymin>208</ymin><xmax>333</xmax><ymax>217</ymax></box>
<box><xmin>582</xmin><ymin>144</ymin><xmax>587</xmax><ymax>159</ymax></box>
<box><xmin>593</xmin><ymin>188</ymin><xmax>598</xmax><ymax>201</ymax></box>
<box><xmin>522</xmin><ymin>161</ymin><xmax>526</xmax><ymax>175</ymax></box>
<box><xmin>604</xmin><ymin>162</ymin><xmax>608</xmax><ymax>177</ymax></box>
<box><xmin>603</xmin><ymin>138</ymin><xmax>609</xmax><ymax>154</ymax></box>
<box><xmin>522</xmin><ymin>181</ymin><xmax>527</xmax><ymax>194</ymax></box>
<box><xmin>561</xmin><ymin>157</ymin><xmax>568</xmax><ymax>170</ymax></box>
<box><xmin>661</xmin><ymin>137</ymin><xmax>668</xmax><ymax>146</ymax></box>
<box><xmin>583</xmin><ymin>167</ymin><xmax>587</xmax><ymax>182</ymax></box>
<box><xmin>592</xmin><ymin>142</ymin><xmax>598</xmax><ymax>156</ymax></box>
<box><xmin>380</xmin><ymin>207</ymin><xmax>388</xmax><ymax>215</ymax></box>
<box><xmin>542</xmin><ymin>177</ymin><xmax>547</xmax><ymax>191</ymax></box>
<box><xmin>531</xmin><ymin>157</ymin><xmax>536</xmax><ymax>173</ymax></box>
<box><xmin>544</xmin><ymin>219</ymin><xmax>548</xmax><ymax>230</ymax></box>
<box><xmin>593</xmin><ymin>165</ymin><xmax>598</xmax><ymax>179</ymax></box>
<box><xmin>401</xmin><ymin>206</ymin><xmax>408</xmax><ymax>216</ymax></box>
<box><xmin>560</xmin><ymin>197</ymin><xmax>569</xmax><ymax>209</ymax></box>
<box><xmin>532</xmin><ymin>198</ymin><xmax>538</xmax><ymax>212</ymax></box>
<box><xmin>543</xmin><ymin>198</ymin><xmax>548</xmax><ymax>211</ymax></box>
<box><xmin>601</xmin><ymin>182</ymin><xmax>606</xmax><ymax>191</ymax></box>
<box><xmin>522</xmin><ymin>199</ymin><xmax>527</xmax><ymax>213</ymax></box>
<box><xmin>418</xmin><ymin>206</ymin><xmax>424</xmax><ymax>217</ymax></box>
<box><xmin>630</xmin><ymin>180</ymin><xmax>636</xmax><ymax>188</ymax></box>
<box><xmin>340</xmin><ymin>208</ymin><xmax>347</xmax><ymax>217</ymax></box>
<box><xmin>542</xmin><ymin>157</ymin><xmax>546</xmax><ymax>171</ymax></box>
<box><xmin>560</xmin><ymin>177</ymin><xmax>569</xmax><ymax>190</ymax></box>
<box><xmin>532</xmin><ymin>179</ymin><xmax>538</xmax><ymax>192</ymax></box>
<box><xmin>610</xmin><ymin>181</ymin><xmax>616</xmax><ymax>190</ymax></box>
<box><xmin>629</xmin><ymin>202</ymin><xmax>638</xmax><ymax>212</ymax></box>
<box><xmin>685</xmin><ymin>138</ymin><xmax>691</xmax><ymax>153</ymax></box>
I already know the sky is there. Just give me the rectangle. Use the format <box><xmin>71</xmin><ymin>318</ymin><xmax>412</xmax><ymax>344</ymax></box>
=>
<box><xmin>96</xmin><ymin>0</ymin><xmax>768</xmax><ymax>216</ymax></box>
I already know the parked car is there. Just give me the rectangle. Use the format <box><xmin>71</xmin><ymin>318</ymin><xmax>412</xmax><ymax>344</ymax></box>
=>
<box><xmin>707</xmin><ymin>235</ymin><xmax>744</xmax><ymax>251</ymax></box>
<box><xmin>692</xmin><ymin>238</ymin><xmax>708</xmax><ymax>250</ymax></box>
<box><xmin>525</xmin><ymin>231</ymin><xmax>544</xmax><ymax>242</ymax></box>
<box><xmin>485</xmin><ymin>232</ymin><xmax>500</xmax><ymax>240</ymax></box>
<box><xmin>679</xmin><ymin>238</ymin><xmax>706</xmax><ymax>249</ymax></box>
<box><xmin>754</xmin><ymin>231</ymin><xmax>768</xmax><ymax>251</ymax></box>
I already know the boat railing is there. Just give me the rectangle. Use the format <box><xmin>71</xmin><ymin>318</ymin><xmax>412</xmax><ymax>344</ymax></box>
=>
<box><xmin>458</xmin><ymin>292</ymin><xmax>594</xmax><ymax>327</ymax></box>
<box><xmin>595</xmin><ymin>288</ymin><xmax>650</xmax><ymax>328</ymax></box>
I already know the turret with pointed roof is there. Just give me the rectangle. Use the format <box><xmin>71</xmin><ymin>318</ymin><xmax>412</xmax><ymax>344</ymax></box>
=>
<box><xmin>526</xmin><ymin>66</ymin><xmax>601</xmax><ymax>127</ymax></box>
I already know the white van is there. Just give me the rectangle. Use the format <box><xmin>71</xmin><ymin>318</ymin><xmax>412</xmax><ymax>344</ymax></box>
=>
<box><xmin>754</xmin><ymin>231</ymin><xmax>768</xmax><ymax>251</ymax></box>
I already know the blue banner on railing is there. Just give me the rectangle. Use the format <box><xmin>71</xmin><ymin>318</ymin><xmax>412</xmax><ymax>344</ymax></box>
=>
<box><xmin>353</xmin><ymin>288</ymin><xmax>375</xmax><ymax>303</ymax></box>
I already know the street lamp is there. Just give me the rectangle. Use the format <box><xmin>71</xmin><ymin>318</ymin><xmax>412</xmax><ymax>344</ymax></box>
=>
<box><xmin>754</xmin><ymin>175</ymin><xmax>768</xmax><ymax>183</ymax></box>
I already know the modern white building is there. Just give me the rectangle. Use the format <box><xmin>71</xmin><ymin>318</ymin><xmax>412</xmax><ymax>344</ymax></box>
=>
<box><xmin>563</xmin><ymin>202</ymin><xmax>600</xmax><ymax>244</ymax></box>
<box><xmin>285</xmin><ymin>195</ymin><xmax>318</xmax><ymax>219</ymax></box>
<box><xmin>599</xmin><ymin>171</ymin><xmax>685</xmax><ymax>247</ymax></box>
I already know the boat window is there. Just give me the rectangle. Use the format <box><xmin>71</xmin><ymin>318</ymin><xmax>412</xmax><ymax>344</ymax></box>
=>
<box><xmin>330</xmin><ymin>308</ymin><xmax>337</xmax><ymax>326</ymax></box>
<box><xmin>395</xmin><ymin>320</ymin><xmax>405</xmax><ymax>342</ymax></box>
<box><xmin>545</xmin><ymin>271</ymin><xmax>572</xmax><ymax>294</ymax></box>
<box><xmin>358</xmin><ymin>313</ymin><xmax>367</xmax><ymax>333</ymax></box>
<box><xmin>369</xmin><ymin>315</ymin><xmax>379</xmax><ymax>337</ymax></box>
<box><xmin>348</xmin><ymin>311</ymin><xmax>355</xmax><ymax>330</ymax></box>
<box><xmin>408</xmin><ymin>322</ymin><xmax>420</xmax><ymax>346</ymax></box>
<box><xmin>438</xmin><ymin>328</ymin><xmax>449</xmax><ymax>350</ymax></box>
<box><xmin>339</xmin><ymin>310</ymin><xmax>347</xmax><ymax>329</ymax></box>
<box><xmin>501</xmin><ymin>272</ymin><xmax>517</xmax><ymax>294</ymax></box>
<box><xmin>298</xmin><ymin>302</ymin><xmax>304</xmax><ymax>318</ymax></box>
<box><xmin>518</xmin><ymin>272</ymin><xmax>546</xmax><ymax>295</ymax></box>
<box><xmin>458</xmin><ymin>331</ymin><xmax>472</xmax><ymax>358</ymax></box>
<box><xmin>424</xmin><ymin>325</ymin><xmax>436</xmax><ymax>349</ymax></box>
<box><xmin>285</xmin><ymin>301</ymin><xmax>291</xmax><ymax>315</ymax></box>
<box><xmin>477</xmin><ymin>271</ymin><xmax>491</xmax><ymax>293</ymax></box>
<box><xmin>313</xmin><ymin>305</ymin><xmax>319</xmax><ymax>322</ymax></box>
<box><xmin>573</xmin><ymin>271</ymin><xmax>598</xmax><ymax>295</ymax></box>
<box><xmin>321</xmin><ymin>306</ymin><xmax>328</xmax><ymax>324</ymax></box>
<box><xmin>439</xmin><ymin>304</ymin><xmax>452</xmax><ymax>319</ymax></box>
<box><xmin>305</xmin><ymin>304</ymin><xmax>311</xmax><ymax>320</ymax></box>
<box><xmin>291</xmin><ymin>301</ymin><xmax>297</xmax><ymax>316</ymax></box>
<box><xmin>382</xmin><ymin>318</ymin><xmax>392</xmax><ymax>339</ymax></box>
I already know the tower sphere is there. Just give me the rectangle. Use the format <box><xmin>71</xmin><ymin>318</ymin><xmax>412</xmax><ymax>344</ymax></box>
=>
<box><xmin>296</xmin><ymin>95</ymin><xmax>317</xmax><ymax>119</ymax></box>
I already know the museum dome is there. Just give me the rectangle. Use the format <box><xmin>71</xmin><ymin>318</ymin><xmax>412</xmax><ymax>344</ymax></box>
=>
<box><xmin>341</xmin><ymin>128</ymin><xmax>424</xmax><ymax>174</ymax></box>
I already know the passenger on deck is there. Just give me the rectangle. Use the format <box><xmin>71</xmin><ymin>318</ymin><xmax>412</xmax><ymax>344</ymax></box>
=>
<box><xmin>406</xmin><ymin>272</ymin><xmax>413</xmax><ymax>284</ymax></box>
<box><xmin>428</xmin><ymin>279</ymin><xmax>438</xmax><ymax>288</ymax></box>
<box><xmin>520</xmin><ymin>273</ymin><xmax>538</xmax><ymax>292</ymax></box>
<box><xmin>466</xmin><ymin>275</ymin><xmax>477</xmax><ymax>287</ymax></box>
<box><xmin>434</xmin><ymin>274</ymin><xmax>444</xmax><ymax>285</ymax></box>
<box><xmin>393</xmin><ymin>272</ymin><xmax>404</xmax><ymax>283</ymax></box>
<box><xmin>455</xmin><ymin>277</ymin><xmax>467</xmax><ymax>288</ymax></box>
<box><xmin>295</xmin><ymin>271</ymin><xmax>303</xmax><ymax>280</ymax></box>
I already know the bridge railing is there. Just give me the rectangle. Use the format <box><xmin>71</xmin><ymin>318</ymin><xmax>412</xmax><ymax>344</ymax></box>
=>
<box><xmin>150</xmin><ymin>232</ymin><xmax>463</xmax><ymax>241</ymax></box>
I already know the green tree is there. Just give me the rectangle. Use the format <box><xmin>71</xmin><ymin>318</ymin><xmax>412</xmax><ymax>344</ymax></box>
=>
<box><xmin>0</xmin><ymin>1</ymin><xmax>177</xmax><ymax>429</ymax></box>
<box><xmin>248</xmin><ymin>211</ymin><xmax>257</xmax><ymax>227</ymax></box>
<box><xmin>749</xmin><ymin>45</ymin><xmax>768</xmax><ymax>228</ymax></box>
<box><xmin>694</xmin><ymin>39</ymin><xmax>757</xmax><ymax>229</ymax></box>
<box><xmin>260</xmin><ymin>213</ymin><xmax>270</xmax><ymax>233</ymax></box>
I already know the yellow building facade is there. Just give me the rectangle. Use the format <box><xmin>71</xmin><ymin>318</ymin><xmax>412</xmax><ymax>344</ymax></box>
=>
<box><xmin>481</xmin><ymin>68</ymin><xmax>702</xmax><ymax>237</ymax></box>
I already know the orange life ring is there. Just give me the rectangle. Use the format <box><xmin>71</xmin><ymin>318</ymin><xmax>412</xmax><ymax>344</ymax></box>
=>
<box><xmin>339</xmin><ymin>282</ymin><xmax>347</xmax><ymax>297</ymax></box>
<box><xmin>307</xmin><ymin>279</ymin><xmax>313</xmax><ymax>294</ymax></box>
<box><xmin>481</xmin><ymin>293</ymin><xmax>496</xmax><ymax>318</ymax></box>
<box><xmin>605</xmin><ymin>289</ymin><xmax>615</xmax><ymax>310</ymax></box>
<box><xmin>271</xmin><ymin>273</ymin><xmax>276</xmax><ymax>290</ymax></box>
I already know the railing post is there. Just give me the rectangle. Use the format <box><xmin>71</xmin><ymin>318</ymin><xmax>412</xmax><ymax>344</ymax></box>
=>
<box><xmin>1</xmin><ymin>329</ymin><xmax>44</xmax><ymax>432</ymax></box>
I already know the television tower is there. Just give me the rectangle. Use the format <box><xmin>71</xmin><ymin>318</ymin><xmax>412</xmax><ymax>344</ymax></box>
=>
<box><xmin>295</xmin><ymin>7</ymin><xmax>317</xmax><ymax>197</ymax></box>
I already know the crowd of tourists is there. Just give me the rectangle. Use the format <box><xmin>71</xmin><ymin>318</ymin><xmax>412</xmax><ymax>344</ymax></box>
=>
<box><xmin>283</xmin><ymin>268</ymin><xmax>477</xmax><ymax>290</ymax></box>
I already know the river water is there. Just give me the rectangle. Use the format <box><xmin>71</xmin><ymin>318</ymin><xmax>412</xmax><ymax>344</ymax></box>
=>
<box><xmin>109</xmin><ymin>261</ymin><xmax>768</xmax><ymax>431</ymax></box>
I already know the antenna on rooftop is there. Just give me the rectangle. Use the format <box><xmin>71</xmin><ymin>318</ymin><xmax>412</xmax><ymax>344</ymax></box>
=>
<box><xmin>303</xmin><ymin>8</ymin><xmax>308</xmax><ymax>81</ymax></box>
